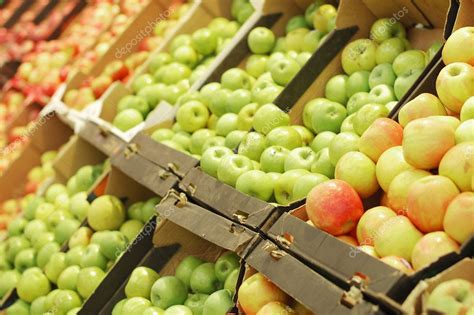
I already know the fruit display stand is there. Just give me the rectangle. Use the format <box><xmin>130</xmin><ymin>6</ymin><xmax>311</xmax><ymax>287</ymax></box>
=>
<box><xmin>0</xmin><ymin>112</ymin><xmax>74</xmax><ymax>202</ymax></box>
<box><xmin>80</xmin><ymin>188</ymin><xmax>256</xmax><ymax>314</ymax></box>
<box><xmin>1</xmin><ymin>0</ymin><xmax>34</xmax><ymax>29</ymax></box>
<box><xmin>80</xmin><ymin>0</ymin><xmax>320</xmax><ymax>145</ymax></box>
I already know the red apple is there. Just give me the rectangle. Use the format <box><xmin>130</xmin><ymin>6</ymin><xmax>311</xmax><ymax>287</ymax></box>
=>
<box><xmin>411</xmin><ymin>231</ymin><xmax>459</xmax><ymax>271</ymax></box>
<box><xmin>442</xmin><ymin>27</ymin><xmax>474</xmax><ymax>65</ymax></box>
<box><xmin>398</xmin><ymin>93</ymin><xmax>447</xmax><ymax>127</ymax></box>
<box><xmin>356</xmin><ymin>206</ymin><xmax>397</xmax><ymax>246</ymax></box>
<box><xmin>402</xmin><ymin>117</ymin><xmax>455</xmax><ymax>169</ymax></box>
<box><xmin>306</xmin><ymin>179</ymin><xmax>364</xmax><ymax>236</ymax></box>
<box><xmin>90</xmin><ymin>75</ymin><xmax>112</xmax><ymax>98</ymax></box>
<box><xmin>443</xmin><ymin>192</ymin><xmax>474</xmax><ymax>244</ymax></box>
<box><xmin>407</xmin><ymin>175</ymin><xmax>460</xmax><ymax>233</ymax></box>
<box><xmin>256</xmin><ymin>302</ymin><xmax>295</xmax><ymax>315</ymax></box>
<box><xmin>104</xmin><ymin>60</ymin><xmax>129</xmax><ymax>81</ymax></box>
<box><xmin>238</xmin><ymin>273</ymin><xmax>289</xmax><ymax>315</ymax></box>
<box><xmin>380</xmin><ymin>256</ymin><xmax>414</xmax><ymax>274</ymax></box>
<box><xmin>359</xmin><ymin>118</ymin><xmax>403</xmax><ymax>162</ymax></box>
<box><xmin>374</xmin><ymin>216</ymin><xmax>423</xmax><ymax>262</ymax></box>
<box><xmin>436</xmin><ymin>62</ymin><xmax>474</xmax><ymax>114</ymax></box>
<box><xmin>439</xmin><ymin>142</ymin><xmax>474</xmax><ymax>192</ymax></box>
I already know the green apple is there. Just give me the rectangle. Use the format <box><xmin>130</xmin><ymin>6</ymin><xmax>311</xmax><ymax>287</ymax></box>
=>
<box><xmin>126</xmin><ymin>267</ymin><xmax>160</xmax><ymax>299</ymax></box>
<box><xmin>162</xmin><ymin>63</ymin><xmax>192</xmax><ymax>85</ymax></box>
<box><xmin>120</xmin><ymin>220</ymin><xmax>143</xmax><ymax>242</ymax></box>
<box><xmin>455</xmin><ymin>120</ymin><xmax>474</xmax><ymax>143</ymax></box>
<box><xmin>201</xmin><ymin>146</ymin><xmax>233</xmax><ymax>178</ymax></box>
<box><xmin>132</xmin><ymin>74</ymin><xmax>154</xmax><ymax>94</ymax></box>
<box><xmin>369</xmin><ymin>64</ymin><xmax>396</xmax><ymax>88</ymax></box>
<box><xmin>254</xmin><ymin>85</ymin><xmax>283</xmax><ymax>106</ymax></box>
<box><xmin>150</xmin><ymin>276</ymin><xmax>187</xmax><ymax>308</ymax></box>
<box><xmin>341</xmin><ymin>39</ymin><xmax>377</xmax><ymax>75</ymax></box>
<box><xmin>164</xmin><ymin>305</ymin><xmax>193</xmax><ymax>315</ymax></box>
<box><xmin>141</xmin><ymin>197</ymin><xmax>161</xmax><ymax>223</ymax></box>
<box><xmin>91</xmin><ymin>230</ymin><xmax>128</xmax><ymax>261</ymax></box>
<box><xmin>460</xmin><ymin>97</ymin><xmax>474</xmax><ymax>121</ymax></box>
<box><xmin>0</xmin><ymin>270</ymin><xmax>20</xmax><ymax>298</ymax></box>
<box><xmin>221</xmin><ymin>68</ymin><xmax>252</xmax><ymax>91</ymax></box>
<box><xmin>192</xmin><ymin>27</ymin><xmax>217</xmax><ymax>56</ymax></box>
<box><xmin>68</xmin><ymin>226</ymin><xmax>93</xmax><ymax>248</ymax></box>
<box><xmin>236</xmin><ymin>170</ymin><xmax>274</xmax><ymax>201</ymax></box>
<box><xmin>369</xmin><ymin>84</ymin><xmax>396</xmax><ymax>104</ymax></box>
<box><xmin>248</xmin><ymin>27</ymin><xmax>275</xmax><ymax>54</ymax></box>
<box><xmin>65</xmin><ymin>246</ymin><xmax>86</xmax><ymax>266</ymax></box>
<box><xmin>7</xmin><ymin>217</ymin><xmax>27</xmax><ymax>237</ymax></box>
<box><xmin>202</xmin><ymin>289</ymin><xmax>233</xmax><ymax>315</ymax></box>
<box><xmin>54</xmin><ymin>219</ymin><xmax>81</xmax><ymax>244</ymax></box>
<box><xmin>369</xmin><ymin>18</ymin><xmax>406</xmax><ymax>43</ymax></box>
<box><xmin>80</xmin><ymin>243</ymin><xmax>108</xmax><ymax>270</ymax></box>
<box><xmin>286</xmin><ymin>28</ymin><xmax>309</xmax><ymax>52</ymax></box>
<box><xmin>225</xmin><ymin>130</ymin><xmax>247</xmax><ymax>150</ymax></box>
<box><xmin>311</xmin><ymin>99</ymin><xmax>347</xmax><ymax>133</ymax></box>
<box><xmin>238</xmin><ymin>132</ymin><xmax>267</xmax><ymax>161</ymax></box>
<box><xmin>274</xmin><ymin>169</ymin><xmax>310</xmax><ymax>205</ymax></box>
<box><xmin>216</xmin><ymin>113</ymin><xmax>239</xmax><ymax>136</ymax></box>
<box><xmin>346</xmin><ymin>71</ymin><xmax>370</xmax><ymax>97</ymax></box>
<box><xmin>45</xmin><ymin>252</ymin><xmax>68</xmax><ymax>284</ymax></box>
<box><xmin>227</xmin><ymin>89</ymin><xmax>253</xmax><ymax>114</ymax></box>
<box><xmin>113</xmin><ymin>108</ymin><xmax>144</xmax><ymax>131</ymax></box>
<box><xmin>143</xmin><ymin>306</ymin><xmax>165</xmax><ymax>315</ymax></box>
<box><xmin>394</xmin><ymin>69</ymin><xmax>423</xmax><ymax>100</ymax></box>
<box><xmin>260</xmin><ymin>146</ymin><xmax>289</xmax><ymax>173</ymax></box>
<box><xmin>47</xmin><ymin>209</ymin><xmax>73</xmax><ymax>231</ymax></box>
<box><xmin>313</xmin><ymin>4</ymin><xmax>337</xmax><ymax>32</ymax></box>
<box><xmin>375</xmin><ymin>37</ymin><xmax>406</xmax><ymax>64</ymax></box>
<box><xmin>117</xmin><ymin>95</ymin><xmax>150</xmax><ymax>117</ymax></box>
<box><xmin>310</xmin><ymin>131</ymin><xmax>336</xmax><ymax>152</ymax></box>
<box><xmin>190</xmin><ymin>129</ymin><xmax>216</xmax><ymax>155</ymax></box>
<box><xmin>325</xmin><ymin>74</ymin><xmax>349</xmax><ymax>105</ymax></box>
<box><xmin>270</xmin><ymin>57</ymin><xmax>300</xmax><ymax>86</ymax></box>
<box><xmin>172</xmin><ymin>132</ymin><xmax>191</xmax><ymax>151</ymax></box>
<box><xmin>87</xmin><ymin>195</ymin><xmax>126</xmax><ymax>231</ymax></box>
<box><xmin>296</xmin><ymin>52</ymin><xmax>312</xmax><ymax>66</ymax></box>
<box><xmin>23</xmin><ymin>196</ymin><xmax>44</xmax><ymax>220</ymax></box>
<box><xmin>312</xmin><ymin>147</ymin><xmax>336</xmax><ymax>179</ymax></box>
<box><xmin>393</xmin><ymin>50</ymin><xmax>426</xmax><ymax>76</ymax></box>
<box><xmin>76</xmin><ymin>267</ymin><xmax>105</xmax><ymax>299</ymax></box>
<box><xmin>266</xmin><ymin>126</ymin><xmax>303</xmax><ymax>150</ymax></box>
<box><xmin>292</xmin><ymin>125</ymin><xmax>314</xmax><ymax>146</ymax></box>
<box><xmin>24</xmin><ymin>219</ymin><xmax>47</xmax><ymax>240</ymax></box>
<box><xmin>185</xmin><ymin>293</ymin><xmax>208</xmax><ymax>315</ymax></box>
<box><xmin>14</xmin><ymin>248</ymin><xmax>36</xmax><ymax>272</ymax></box>
<box><xmin>6</xmin><ymin>236</ymin><xmax>30</xmax><ymax>262</ymax></box>
<box><xmin>51</xmin><ymin>290</ymin><xmax>82</xmax><ymax>315</ymax></box>
<box><xmin>341</xmin><ymin>113</ymin><xmax>356</xmax><ymax>133</ymax></box>
<box><xmin>30</xmin><ymin>296</ymin><xmax>47</xmax><ymax>315</ymax></box>
<box><xmin>70</xmin><ymin>192</ymin><xmax>90</xmax><ymax>221</ymax></box>
<box><xmin>224</xmin><ymin>269</ymin><xmax>239</xmax><ymax>295</ymax></box>
<box><xmin>35</xmin><ymin>203</ymin><xmax>55</xmax><ymax>221</ymax></box>
<box><xmin>176</xmin><ymin>101</ymin><xmax>210</xmax><ymax>133</ymax></box>
<box><xmin>215</xmin><ymin>252</ymin><xmax>240</xmax><ymax>282</ymax></box>
<box><xmin>200</xmin><ymin>82</ymin><xmax>221</xmax><ymax>107</ymax></box>
<box><xmin>170</xmin><ymin>35</ymin><xmax>192</xmax><ymax>53</ymax></box>
<box><xmin>190</xmin><ymin>262</ymin><xmax>222</xmax><ymax>294</ymax></box>
<box><xmin>6</xmin><ymin>300</ymin><xmax>29</xmax><ymax>315</ymax></box>
<box><xmin>245</xmin><ymin>55</ymin><xmax>268</xmax><ymax>79</ymax></box>
<box><xmin>347</xmin><ymin>91</ymin><xmax>372</xmax><ymax>114</ymax></box>
<box><xmin>425</xmin><ymin>279</ymin><xmax>474</xmax><ymax>315</ymax></box>
<box><xmin>252</xmin><ymin>104</ymin><xmax>290</xmax><ymax>135</ymax></box>
<box><xmin>284</xmin><ymin>147</ymin><xmax>317</xmax><ymax>171</ymax></box>
<box><xmin>303</xmin><ymin>98</ymin><xmax>325</xmax><ymax>131</ymax></box>
<box><xmin>328</xmin><ymin>132</ymin><xmax>360</xmax><ymax>166</ymax></box>
<box><xmin>54</xmin><ymin>193</ymin><xmax>70</xmax><ymax>211</ymax></box>
<box><xmin>353</xmin><ymin>103</ymin><xmax>389</xmax><ymax>135</ymax></box>
<box><xmin>37</xmin><ymin>242</ymin><xmax>60</xmax><ymax>269</ymax></box>
<box><xmin>57</xmin><ymin>265</ymin><xmax>81</xmax><ymax>291</ymax></box>
<box><xmin>175</xmin><ymin>256</ymin><xmax>205</xmax><ymax>290</ymax></box>
<box><xmin>122</xmin><ymin>297</ymin><xmax>152</xmax><ymax>315</ymax></box>
<box><xmin>303</xmin><ymin>30</ymin><xmax>323</xmax><ymax>53</ymax></box>
<box><xmin>151</xmin><ymin>129</ymin><xmax>175</xmax><ymax>142</ymax></box>
<box><xmin>286</xmin><ymin>15</ymin><xmax>308</xmax><ymax>33</ymax></box>
<box><xmin>33</xmin><ymin>232</ymin><xmax>55</xmax><ymax>251</ymax></box>
<box><xmin>293</xmin><ymin>173</ymin><xmax>329</xmax><ymax>200</ymax></box>
<box><xmin>173</xmin><ymin>45</ymin><xmax>198</xmax><ymax>69</ymax></box>
<box><xmin>148</xmin><ymin>52</ymin><xmax>172</xmax><ymax>74</ymax></box>
<box><xmin>217</xmin><ymin>154</ymin><xmax>254</xmax><ymax>187</ymax></box>
<box><xmin>45</xmin><ymin>184</ymin><xmax>68</xmax><ymax>203</ymax></box>
<box><xmin>43</xmin><ymin>289</ymin><xmax>60</xmax><ymax>313</ymax></box>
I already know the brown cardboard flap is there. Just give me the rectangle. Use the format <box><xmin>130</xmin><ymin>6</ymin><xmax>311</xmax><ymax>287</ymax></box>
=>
<box><xmin>110</xmin><ymin>145</ymin><xmax>179</xmax><ymax>198</ymax></box>
<box><xmin>156</xmin><ymin>191</ymin><xmax>257</xmax><ymax>256</ymax></box>
<box><xmin>454</xmin><ymin>0</ymin><xmax>474</xmax><ymax>30</ymax></box>
<box><xmin>131</xmin><ymin>132</ymin><xmax>199</xmax><ymax>178</ymax></box>
<box><xmin>244</xmin><ymin>237</ymin><xmax>381</xmax><ymax>314</ymax></box>
<box><xmin>78</xmin><ymin>120</ymin><xmax>126</xmax><ymax>157</ymax></box>
<box><xmin>103</xmin><ymin>166</ymin><xmax>156</xmax><ymax>205</ymax></box>
<box><xmin>52</xmin><ymin>135</ymin><xmax>107</xmax><ymax>185</ymax></box>
<box><xmin>98</xmin><ymin>82</ymin><xmax>131</xmax><ymax>122</ymax></box>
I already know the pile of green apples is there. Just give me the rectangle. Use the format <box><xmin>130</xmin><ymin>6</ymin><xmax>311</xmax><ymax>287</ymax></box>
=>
<box><xmin>112</xmin><ymin>252</ymin><xmax>240</xmax><ymax>315</ymax></box>
<box><xmin>148</xmin><ymin>1</ymin><xmax>337</xmax><ymax>156</ymax></box>
<box><xmin>150</xmin><ymin>16</ymin><xmax>440</xmax><ymax>206</ymax></box>
<box><xmin>111</xmin><ymin>0</ymin><xmax>256</xmax><ymax>132</ymax></box>
<box><xmin>1</xmin><ymin>190</ymin><xmax>161</xmax><ymax>315</ymax></box>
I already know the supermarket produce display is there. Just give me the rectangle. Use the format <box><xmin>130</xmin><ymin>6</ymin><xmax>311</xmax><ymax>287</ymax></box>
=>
<box><xmin>0</xmin><ymin>0</ymin><xmax>473</xmax><ymax>314</ymax></box>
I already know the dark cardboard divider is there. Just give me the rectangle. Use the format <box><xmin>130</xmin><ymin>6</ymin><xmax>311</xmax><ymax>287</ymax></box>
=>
<box><xmin>179</xmin><ymin>167</ymin><xmax>302</xmax><ymax>230</ymax></box>
<box><xmin>0</xmin><ymin>60</ymin><xmax>20</xmax><ymax>88</ymax></box>
<box><xmin>111</xmin><ymin>144</ymin><xmax>180</xmax><ymax>198</ymax></box>
<box><xmin>78</xmin><ymin>120</ymin><xmax>126</xmax><ymax>157</ymax></box>
<box><xmin>32</xmin><ymin>0</ymin><xmax>59</xmax><ymax>24</ymax></box>
<box><xmin>242</xmin><ymin>235</ymin><xmax>388</xmax><ymax>314</ymax></box>
<box><xmin>2</xmin><ymin>0</ymin><xmax>33</xmax><ymax>28</ymax></box>
<box><xmin>44</xmin><ymin>0</ymin><xmax>87</xmax><ymax>41</ymax></box>
<box><xmin>81</xmin><ymin>190</ymin><xmax>257</xmax><ymax>314</ymax></box>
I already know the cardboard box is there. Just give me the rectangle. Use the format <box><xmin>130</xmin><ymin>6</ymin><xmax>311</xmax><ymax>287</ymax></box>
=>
<box><xmin>0</xmin><ymin>112</ymin><xmax>74</xmax><ymax>203</ymax></box>
<box><xmin>402</xmin><ymin>258</ymin><xmax>474</xmax><ymax>315</ymax></box>
<box><xmin>80</xmin><ymin>187</ymin><xmax>256</xmax><ymax>313</ymax></box>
